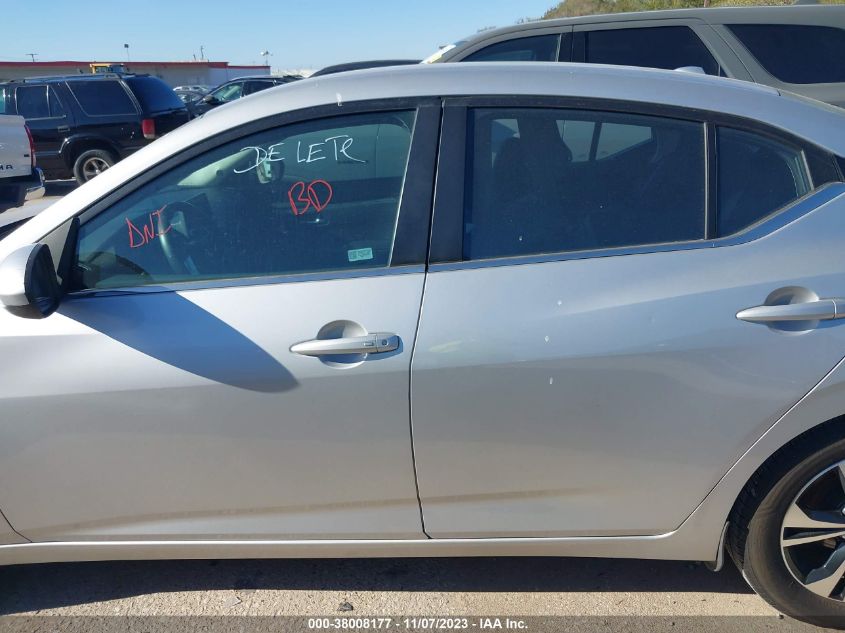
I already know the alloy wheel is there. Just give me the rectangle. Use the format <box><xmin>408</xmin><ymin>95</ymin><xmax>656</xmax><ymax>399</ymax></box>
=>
<box><xmin>782</xmin><ymin>460</ymin><xmax>845</xmax><ymax>600</ymax></box>
<box><xmin>82</xmin><ymin>157</ymin><xmax>110</xmax><ymax>181</ymax></box>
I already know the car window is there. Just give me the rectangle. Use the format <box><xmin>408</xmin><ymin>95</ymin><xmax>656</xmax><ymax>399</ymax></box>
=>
<box><xmin>584</xmin><ymin>26</ymin><xmax>719</xmax><ymax>75</ymax></box>
<box><xmin>463</xmin><ymin>34</ymin><xmax>560</xmax><ymax>62</ymax></box>
<box><xmin>67</xmin><ymin>80</ymin><xmax>136</xmax><ymax>116</ymax></box>
<box><xmin>0</xmin><ymin>87</ymin><xmax>9</xmax><ymax>115</ymax></box>
<box><xmin>124</xmin><ymin>76</ymin><xmax>185</xmax><ymax>113</ymax></box>
<box><xmin>212</xmin><ymin>82</ymin><xmax>243</xmax><ymax>103</ymax></box>
<box><xmin>726</xmin><ymin>24</ymin><xmax>845</xmax><ymax>85</ymax></box>
<box><xmin>48</xmin><ymin>87</ymin><xmax>67</xmax><ymax>118</ymax></box>
<box><xmin>716</xmin><ymin>127</ymin><xmax>811</xmax><ymax>237</ymax></box>
<box><xmin>245</xmin><ymin>80</ymin><xmax>275</xmax><ymax>95</ymax></box>
<box><xmin>464</xmin><ymin>108</ymin><xmax>705</xmax><ymax>260</ymax></box>
<box><xmin>73</xmin><ymin>110</ymin><xmax>416</xmax><ymax>290</ymax></box>
<box><xmin>15</xmin><ymin>86</ymin><xmax>49</xmax><ymax>119</ymax></box>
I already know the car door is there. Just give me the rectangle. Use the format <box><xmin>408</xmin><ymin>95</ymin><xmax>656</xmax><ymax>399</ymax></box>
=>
<box><xmin>12</xmin><ymin>84</ymin><xmax>72</xmax><ymax>177</ymax></box>
<box><xmin>411</xmin><ymin>98</ymin><xmax>845</xmax><ymax>538</ymax></box>
<box><xmin>0</xmin><ymin>100</ymin><xmax>439</xmax><ymax>542</ymax></box>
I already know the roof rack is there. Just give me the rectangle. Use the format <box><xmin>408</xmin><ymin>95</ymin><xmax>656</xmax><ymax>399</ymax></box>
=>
<box><xmin>2</xmin><ymin>72</ymin><xmax>144</xmax><ymax>84</ymax></box>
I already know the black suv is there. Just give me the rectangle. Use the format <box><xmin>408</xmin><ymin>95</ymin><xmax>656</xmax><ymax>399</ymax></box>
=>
<box><xmin>191</xmin><ymin>75</ymin><xmax>301</xmax><ymax>117</ymax></box>
<box><xmin>0</xmin><ymin>74</ymin><xmax>190</xmax><ymax>184</ymax></box>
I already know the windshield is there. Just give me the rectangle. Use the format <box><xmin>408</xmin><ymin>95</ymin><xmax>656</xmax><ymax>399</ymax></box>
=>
<box><xmin>421</xmin><ymin>42</ymin><xmax>460</xmax><ymax>64</ymax></box>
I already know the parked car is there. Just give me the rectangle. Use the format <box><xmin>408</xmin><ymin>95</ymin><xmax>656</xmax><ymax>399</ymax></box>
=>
<box><xmin>191</xmin><ymin>74</ymin><xmax>302</xmax><ymax>116</ymax></box>
<box><xmin>3</xmin><ymin>63</ymin><xmax>845</xmax><ymax>627</ymax></box>
<box><xmin>174</xmin><ymin>88</ymin><xmax>208</xmax><ymax>119</ymax></box>
<box><xmin>425</xmin><ymin>5</ymin><xmax>845</xmax><ymax>108</ymax></box>
<box><xmin>0</xmin><ymin>74</ymin><xmax>190</xmax><ymax>185</ymax></box>
<box><xmin>173</xmin><ymin>84</ymin><xmax>212</xmax><ymax>94</ymax></box>
<box><xmin>0</xmin><ymin>115</ymin><xmax>43</xmax><ymax>211</ymax></box>
<box><xmin>311</xmin><ymin>60</ymin><xmax>420</xmax><ymax>77</ymax></box>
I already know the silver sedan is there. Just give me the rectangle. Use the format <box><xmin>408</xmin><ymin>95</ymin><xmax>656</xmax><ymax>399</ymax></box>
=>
<box><xmin>1</xmin><ymin>63</ymin><xmax>845</xmax><ymax>628</ymax></box>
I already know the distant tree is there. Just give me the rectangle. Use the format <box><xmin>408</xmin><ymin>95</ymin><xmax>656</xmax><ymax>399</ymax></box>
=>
<box><xmin>540</xmin><ymin>0</ymin><xmax>813</xmax><ymax>19</ymax></box>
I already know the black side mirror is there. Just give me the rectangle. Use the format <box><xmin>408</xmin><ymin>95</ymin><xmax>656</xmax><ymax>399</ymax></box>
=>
<box><xmin>202</xmin><ymin>94</ymin><xmax>218</xmax><ymax>105</ymax></box>
<box><xmin>0</xmin><ymin>243</ymin><xmax>61</xmax><ymax>318</ymax></box>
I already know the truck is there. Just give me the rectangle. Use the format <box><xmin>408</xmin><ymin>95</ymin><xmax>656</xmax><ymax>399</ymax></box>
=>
<box><xmin>0</xmin><ymin>114</ymin><xmax>44</xmax><ymax>212</ymax></box>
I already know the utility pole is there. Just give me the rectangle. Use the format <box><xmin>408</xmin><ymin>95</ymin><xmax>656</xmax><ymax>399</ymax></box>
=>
<box><xmin>124</xmin><ymin>43</ymin><xmax>130</xmax><ymax>62</ymax></box>
<box><xmin>26</xmin><ymin>53</ymin><xmax>37</xmax><ymax>62</ymax></box>
<box><xmin>200</xmin><ymin>45</ymin><xmax>205</xmax><ymax>61</ymax></box>
<box><xmin>261</xmin><ymin>50</ymin><xmax>272</xmax><ymax>67</ymax></box>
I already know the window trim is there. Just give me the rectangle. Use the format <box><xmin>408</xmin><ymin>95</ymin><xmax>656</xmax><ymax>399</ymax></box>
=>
<box><xmin>431</xmin><ymin>94</ymin><xmax>843</xmax><ymax>268</ymax></box>
<box><xmin>59</xmin><ymin>97</ymin><xmax>440</xmax><ymax>297</ymax></box>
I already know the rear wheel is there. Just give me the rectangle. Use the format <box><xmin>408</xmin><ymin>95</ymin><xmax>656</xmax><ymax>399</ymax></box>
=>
<box><xmin>729</xmin><ymin>434</ymin><xmax>845</xmax><ymax>628</ymax></box>
<box><xmin>73</xmin><ymin>149</ymin><xmax>116</xmax><ymax>184</ymax></box>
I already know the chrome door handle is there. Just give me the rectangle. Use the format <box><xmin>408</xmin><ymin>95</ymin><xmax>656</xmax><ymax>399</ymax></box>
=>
<box><xmin>736</xmin><ymin>299</ymin><xmax>845</xmax><ymax>323</ymax></box>
<box><xmin>290</xmin><ymin>332</ymin><xmax>400</xmax><ymax>357</ymax></box>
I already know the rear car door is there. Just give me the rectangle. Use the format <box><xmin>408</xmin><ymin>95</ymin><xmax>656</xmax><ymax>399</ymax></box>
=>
<box><xmin>0</xmin><ymin>99</ymin><xmax>438</xmax><ymax>541</ymax></box>
<box><xmin>411</xmin><ymin>97</ymin><xmax>845</xmax><ymax>538</ymax></box>
<box><xmin>12</xmin><ymin>84</ymin><xmax>73</xmax><ymax>178</ymax></box>
<box><xmin>64</xmin><ymin>79</ymin><xmax>142</xmax><ymax>154</ymax></box>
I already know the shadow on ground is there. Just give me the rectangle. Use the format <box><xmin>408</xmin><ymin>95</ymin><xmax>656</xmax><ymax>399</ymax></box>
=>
<box><xmin>0</xmin><ymin>556</ymin><xmax>752</xmax><ymax>615</ymax></box>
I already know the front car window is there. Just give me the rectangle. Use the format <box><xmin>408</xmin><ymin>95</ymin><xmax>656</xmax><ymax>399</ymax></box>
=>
<box><xmin>726</xmin><ymin>24</ymin><xmax>845</xmax><ymax>85</ymax></box>
<box><xmin>464</xmin><ymin>108</ymin><xmax>705</xmax><ymax>260</ymax></box>
<box><xmin>584</xmin><ymin>26</ymin><xmax>719</xmax><ymax>75</ymax></box>
<box><xmin>73</xmin><ymin>110</ymin><xmax>416</xmax><ymax>290</ymax></box>
<box><xmin>463</xmin><ymin>34</ymin><xmax>560</xmax><ymax>62</ymax></box>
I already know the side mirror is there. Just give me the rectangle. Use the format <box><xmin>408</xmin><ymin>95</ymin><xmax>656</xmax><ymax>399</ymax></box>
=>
<box><xmin>0</xmin><ymin>243</ymin><xmax>61</xmax><ymax>318</ymax></box>
<box><xmin>202</xmin><ymin>94</ymin><xmax>218</xmax><ymax>105</ymax></box>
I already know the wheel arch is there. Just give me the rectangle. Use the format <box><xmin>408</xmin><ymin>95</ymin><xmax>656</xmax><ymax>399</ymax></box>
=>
<box><xmin>60</xmin><ymin>136</ymin><xmax>121</xmax><ymax>169</ymax></box>
<box><xmin>675</xmin><ymin>356</ymin><xmax>845</xmax><ymax>564</ymax></box>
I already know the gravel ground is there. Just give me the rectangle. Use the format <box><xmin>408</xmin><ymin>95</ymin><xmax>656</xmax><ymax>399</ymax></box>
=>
<box><xmin>0</xmin><ymin>556</ymin><xmax>777</xmax><ymax>616</ymax></box>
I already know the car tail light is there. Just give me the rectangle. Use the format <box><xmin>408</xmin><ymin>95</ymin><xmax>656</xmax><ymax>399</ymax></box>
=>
<box><xmin>24</xmin><ymin>125</ymin><xmax>35</xmax><ymax>167</ymax></box>
<box><xmin>141</xmin><ymin>118</ymin><xmax>156</xmax><ymax>140</ymax></box>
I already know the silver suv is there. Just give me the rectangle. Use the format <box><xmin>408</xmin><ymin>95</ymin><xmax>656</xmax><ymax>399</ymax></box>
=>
<box><xmin>1</xmin><ymin>63</ymin><xmax>845</xmax><ymax>627</ymax></box>
<box><xmin>426</xmin><ymin>5</ymin><xmax>845</xmax><ymax>108</ymax></box>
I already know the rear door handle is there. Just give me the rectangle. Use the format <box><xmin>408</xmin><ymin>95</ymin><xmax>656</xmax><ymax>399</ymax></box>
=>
<box><xmin>737</xmin><ymin>299</ymin><xmax>845</xmax><ymax>323</ymax></box>
<box><xmin>290</xmin><ymin>332</ymin><xmax>400</xmax><ymax>357</ymax></box>
<box><xmin>57</xmin><ymin>125</ymin><xmax>70</xmax><ymax>133</ymax></box>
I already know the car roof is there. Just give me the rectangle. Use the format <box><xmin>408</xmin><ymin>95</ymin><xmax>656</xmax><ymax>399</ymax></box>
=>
<box><xmin>442</xmin><ymin>5</ymin><xmax>845</xmax><ymax>54</ymax></box>
<box><xmin>0</xmin><ymin>73</ymin><xmax>154</xmax><ymax>85</ymax></box>
<box><xmin>7</xmin><ymin>62</ymin><xmax>845</xmax><ymax>255</ymax></box>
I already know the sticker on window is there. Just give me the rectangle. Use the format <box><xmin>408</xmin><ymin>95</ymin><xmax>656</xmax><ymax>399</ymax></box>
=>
<box><xmin>348</xmin><ymin>247</ymin><xmax>374</xmax><ymax>263</ymax></box>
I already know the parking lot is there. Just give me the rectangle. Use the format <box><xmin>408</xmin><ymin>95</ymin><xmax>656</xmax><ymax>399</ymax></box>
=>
<box><xmin>0</xmin><ymin>556</ymin><xmax>779</xmax><ymax>620</ymax></box>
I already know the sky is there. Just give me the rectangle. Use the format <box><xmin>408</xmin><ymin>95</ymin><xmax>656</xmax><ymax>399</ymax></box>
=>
<box><xmin>1</xmin><ymin>0</ymin><xmax>554</xmax><ymax>71</ymax></box>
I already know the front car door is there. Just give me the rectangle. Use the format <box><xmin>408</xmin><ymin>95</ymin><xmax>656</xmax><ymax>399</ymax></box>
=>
<box><xmin>411</xmin><ymin>97</ymin><xmax>845</xmax><ymax>538</ymax></box>
<box><xmin>0</xmin><ymin>99</ymin><xmax>439</xmax><ymax>542</ymax></box>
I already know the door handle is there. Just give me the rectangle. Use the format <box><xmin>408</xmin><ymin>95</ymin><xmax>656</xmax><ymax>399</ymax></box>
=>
<box><xmin>290</xmin><ymin>332</ymin><xmax>400</xmax><ymax>357</ymax></box>
<box><xmin>57</xmin><ymin>125</ymin><xmax>70</xmax><ymax>134</ymax></box>
<box><xmin>736</xmin><ymin>299</ymin><xmax>845</xmax><ymax>323</ymax></box>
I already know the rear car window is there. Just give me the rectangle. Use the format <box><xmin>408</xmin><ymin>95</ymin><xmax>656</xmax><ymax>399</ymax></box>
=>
<box><xmin>716</xmin><ymin>127</ymin><xmax>811</xmax><ymax>236</ymax></box>
<box><xmin>0</xmin><ymin>87</ymin><xmax>9</xmax><ymax>115</ymax></box>
<box><xmin>124</xmin><ymin>76</ymin><xmax>185</xmax><ymax>113</ymax></box>
<box><xmin>463</xmin><ymin>34</ymin><xmax>560</xmax><ymax>62</ymax></box>
<box><xmin>67</xmin><ymin>80</ymin><xmax>136</xmax><ymax>116</ymax></box>
<box><xmin>15</xmin><ymin>86</ymin><xmax>49</xmax><ymax>119</ymax></box>
<box><xmin>727</xmin><ymin>24</ymin><xmax>845</xmax><ymax>85</ymax></box>
<box><xmin>584</xmin><ymin>26</ymin><xmax>719</xmax><ymax>75</ymax></box>
<box><xmin>464</xmin><ymin>108</ymin><xmax>706</xmax><ymax>260</ymax></box>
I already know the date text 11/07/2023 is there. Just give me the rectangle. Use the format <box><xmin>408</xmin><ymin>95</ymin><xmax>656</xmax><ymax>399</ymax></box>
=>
<box><xmin>307</xmin><ymin>618</ymin><xmax>528</xmax><ymax>630</ymax></box>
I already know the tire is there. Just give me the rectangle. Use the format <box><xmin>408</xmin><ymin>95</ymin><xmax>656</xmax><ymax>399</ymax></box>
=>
<box><xmin>728</xmin><ymin>431</ymin><xmax>845</xmax><ymax>629</ymax></box>
<box><xmin>72</xmin><ymin>149</ymin><xmax>116</xmax><ymax>185</ymax></box>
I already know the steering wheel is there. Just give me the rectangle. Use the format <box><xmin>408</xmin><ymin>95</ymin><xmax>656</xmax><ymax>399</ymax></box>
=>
<box><xmin>157</xmin><ymin>200</ymin><xmax>208</xmax><ymax>275</ymax></box>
